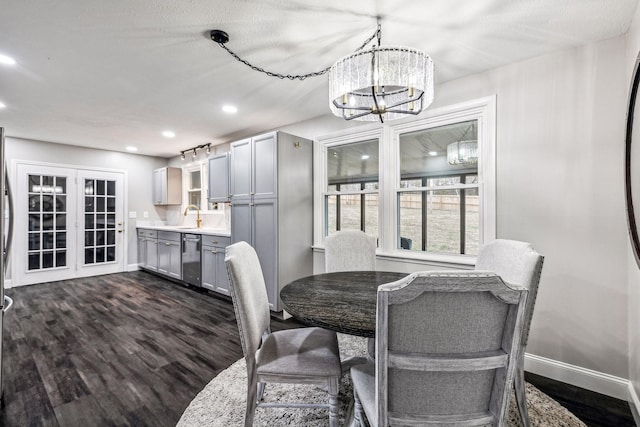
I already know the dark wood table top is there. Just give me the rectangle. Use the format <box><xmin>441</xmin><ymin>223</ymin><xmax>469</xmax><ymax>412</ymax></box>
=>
<box><xmin>280</xmin><ymin>271</ymin><xmax>409</xmax><ymax>338</ymax></box>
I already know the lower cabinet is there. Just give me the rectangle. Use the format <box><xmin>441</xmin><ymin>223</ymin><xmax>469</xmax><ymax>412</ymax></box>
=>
<box><xmin>138</xmin><ymin>228</ymin><xmax>231</xmax><ymax>296</ymax></box>
<box><xmin>202</xmin><ymin>235</ymin><xmax>231</xmax><ymax>295</ymax></box>
<box><xmin>157</xmin><ymin>231</ymin><xmax>182</xmax><ymax>280</ymax></box>
<box><xmin>137</xmin><ymin>229</ymin><xmax>158</xmax><ymax>271</ymax></box>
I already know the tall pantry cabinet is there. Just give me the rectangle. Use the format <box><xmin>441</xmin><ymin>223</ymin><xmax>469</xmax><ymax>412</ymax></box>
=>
<box><xmin>229</xmin><ymin>131</ymin><xmax>312</xmax><ymax>311</ymax></box>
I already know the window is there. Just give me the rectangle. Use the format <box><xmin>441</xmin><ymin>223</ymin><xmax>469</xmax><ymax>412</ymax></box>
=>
<box><xmin>397</xmin><ymin>120</ymin><xmax>480</xmax><ymax>255</ymax></box>
<box><xmin>187</xmin><ymin>169</ymin><xmax>202</xmax><ymax>208</ymax></box>
<box><xmin>314</xmin><ymin>96</ymin><xmax>496</xmax><ymax>264</ymax></box>
<box><xmin>183</xmin><ymin>163</ymin><xmax>218</xmax><ymax>212</ymax></box>
<box><xmin>325</xmin><ymin>139</ymin><xmax>379</xmax><ymax>238</ymax></box>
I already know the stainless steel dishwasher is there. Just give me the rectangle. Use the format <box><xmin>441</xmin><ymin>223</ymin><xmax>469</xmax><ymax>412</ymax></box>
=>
<box><xmin>182</xmin><ymin>233</ymin><xmax>202</xmax><ymax>287</ymax></box>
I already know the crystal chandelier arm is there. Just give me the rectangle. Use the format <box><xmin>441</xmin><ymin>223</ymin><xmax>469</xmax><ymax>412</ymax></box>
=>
<box><xmin>212</xmin><ymin>27</ymin><xmax>381</xmax><ymax>81</ymax></box>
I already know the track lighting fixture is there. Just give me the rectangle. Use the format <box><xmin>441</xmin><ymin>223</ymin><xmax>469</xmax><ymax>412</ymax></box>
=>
<box><xmin>179</xmin><ymin>143</ymin><xmax>212</xmax><ymax>160</ymax></box>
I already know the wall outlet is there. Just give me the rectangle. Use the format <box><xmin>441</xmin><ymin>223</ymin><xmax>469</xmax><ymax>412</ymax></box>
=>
<box><xmin>128</xmin><ymin>211</ymin><xmax>137</xmax><ymax>219</ymax></box>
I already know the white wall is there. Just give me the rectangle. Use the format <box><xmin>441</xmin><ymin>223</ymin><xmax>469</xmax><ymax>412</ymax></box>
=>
<box><xmin>626</xmin><ymin>2</ymin><xmax>640</xmax><ymax>408</ymax></box>
<box><xmin>287</xmin><ymin>36</ymin><xmax>630</xmax><ymax>381</ymax></box>
<box><xmin>5</xmin><ymin>137</ymin><xmax>168</xmax><ymax>268</ymax></box>
<box><xmin>436</xmin><ymin>36</ymin><xmax>629</xmax><ymax>378</ymax></box>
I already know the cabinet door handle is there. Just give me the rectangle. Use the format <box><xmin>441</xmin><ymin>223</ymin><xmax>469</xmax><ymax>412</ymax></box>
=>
<box><xmin>211</xmin><ymin>250</ymin><xmax>218</xmax><ymax>254</ymax></box>
<box><xmin>166</xmin><ymin>242</ymin><xmax>171</xmax><ymax>246</ymax></box>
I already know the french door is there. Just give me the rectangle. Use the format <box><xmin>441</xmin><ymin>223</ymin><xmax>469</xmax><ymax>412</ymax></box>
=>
<box><xmin>14</xmin><ymin>163</ymin><xmax>125</xmax><ymax>286</ymax></box>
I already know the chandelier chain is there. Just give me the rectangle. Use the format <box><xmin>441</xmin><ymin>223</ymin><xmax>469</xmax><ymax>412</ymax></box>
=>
<box><xmin>215</xmin><ymin>26</ymin><xmax>381</xmax><ymax>81</ymax></box>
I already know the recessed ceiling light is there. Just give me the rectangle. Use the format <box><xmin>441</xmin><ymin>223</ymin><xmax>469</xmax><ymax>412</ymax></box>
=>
<box><xmin>0</xmin><ymin>102</ymin><xmax>6</xmax><ymax>109</ymax></box>
<box><xmin>0</xmin><ymin>54</ymin><xmax>16</xmax><ymax>65</ymax></box>
<box><xmin>222</xmin><ymin>105</ymin><xmax>238</xmax><ymax>114</ymax></box>
<box><xmin>428</xmin><ymin>151</ymin><xmax>438</xmax><ymax>156</ymax></box>
<box><xmin>162</xmin><ymin>130</ymin><xmax>176</xmax><ymax>138</ymax></box>
<box><xmin>126</xmin><ymin>146</ymin><xmax>138</xmax><ymax>152</ymax></box>
<box><xmin>361</xmin><ymin>154</ymin><xmax>370</xmax><ymax>160</ymax></box>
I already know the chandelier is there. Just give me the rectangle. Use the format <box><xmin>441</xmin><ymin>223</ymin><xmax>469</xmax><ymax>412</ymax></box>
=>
<box><xmin>210</xmin><ymin>20</ymin><xmax>434</xmax><ymax>123</ymax></box>
<box><xmin>447</xmin><ymin>140</ymin><xmax>478</xmax><ymax>165</ymax></box>
<box><xmin>328</xmin><ymin>26</ymin><xmax>434</xmax><ymax>122</ymax></box>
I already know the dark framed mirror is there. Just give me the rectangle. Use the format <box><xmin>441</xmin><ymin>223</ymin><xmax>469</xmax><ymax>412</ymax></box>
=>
<box><xmin>626</xmin><ymin>53</ymin><xmax>640</xmax><ymax>267</ymax></box>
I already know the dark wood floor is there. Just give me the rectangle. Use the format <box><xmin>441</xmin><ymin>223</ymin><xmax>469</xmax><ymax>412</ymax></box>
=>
<box><xmin>0</xmin><ymin>271</ymin><xmax>636</xmax><ymax>426</ymax></box>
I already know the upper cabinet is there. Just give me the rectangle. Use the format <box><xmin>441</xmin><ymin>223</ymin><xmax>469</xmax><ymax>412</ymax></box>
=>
<box><xmin>230</xmin><ymin>133</ymin><xmax>277</xmax><ymax>201</ymax></box>
<box><xmin>208</xmin><ymin>152</ymin><xmax>230</xmax><ymax>203</ymax></box>
<box><xmin>153</xmin><ymin>167</ymin><xmax>182</xmax><ymax>205</ymax></box>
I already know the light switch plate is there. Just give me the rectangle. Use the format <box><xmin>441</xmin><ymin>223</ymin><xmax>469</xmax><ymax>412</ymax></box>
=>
<box><xmin>128</xmin><ymin>211</ymin><xmax>137</xmax><ymax>218</ymax></box>
<box><xmin>143</xmin><ymin>211</ymin><xmax>149</xmax><ymax>218</ymax></box>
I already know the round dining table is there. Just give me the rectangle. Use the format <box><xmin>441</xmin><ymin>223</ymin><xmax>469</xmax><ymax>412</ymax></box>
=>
<box><xmin>280</xmin><ymin>271</ymin><xmax>409</xmax><ymax>338</ymax></box>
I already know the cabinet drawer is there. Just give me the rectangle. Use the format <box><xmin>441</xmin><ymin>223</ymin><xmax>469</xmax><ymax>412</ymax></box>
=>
<box><xmin>202</xmin><ymin>235</ymin><xmax>231</xmax><ymax>247</ymax></box>
<box><xmin>158</xmin><ymin>231</ymin><xmax>181</xmax><ymax>242</ymax></box>
<box><xmin>138</xmin><ymin>229</ymin><xmax>157</xmax><ymax>239</ymax></box>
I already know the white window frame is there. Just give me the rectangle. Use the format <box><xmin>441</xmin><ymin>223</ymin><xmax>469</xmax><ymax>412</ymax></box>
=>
<box><xmin>182</xmin><ymin>162</ymin><xmax>209</xmax><ymax>212</ymax></box>
<box><xmin>313</xmin><ymin>95</ymin><xmax>496</xmax><ymax>267</ymax></box>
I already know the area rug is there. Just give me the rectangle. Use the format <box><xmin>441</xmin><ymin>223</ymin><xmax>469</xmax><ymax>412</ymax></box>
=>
<box><xmin>178</xmin><ymin>334</ymin><xmax>586</xmax><ymax>426</ymax></box>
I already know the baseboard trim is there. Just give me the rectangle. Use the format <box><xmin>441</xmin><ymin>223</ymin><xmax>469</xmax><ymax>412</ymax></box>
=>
<box><xmin>628</xmin><ymin>382</ymin><xmax>640</xmax><ymax>425</ymax></box>
<box><xmin>4</xmin><ymin>279</ymin><xmax>13</xmax><ymax>289</ymax></box>
<box><xmin>127</xmin><ymin>264</ymin><xmax>140</xmax><ymax>272</ymax></box>
<box><xmin>525</xmin><ymin>352</ymin><xmax>630</xmax><ymax>401</ymax></box>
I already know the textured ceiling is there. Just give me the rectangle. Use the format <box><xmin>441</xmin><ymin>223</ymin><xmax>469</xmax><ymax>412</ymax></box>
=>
<box><xmin>0</xmin><ymin>0</ymin><xmax>637</xmax><ymax>157</ymax></box>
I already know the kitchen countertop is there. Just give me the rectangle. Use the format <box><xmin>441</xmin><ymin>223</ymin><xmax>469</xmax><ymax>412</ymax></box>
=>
<box><xmin>136</xmin><ymin>225</ymin><xmax>230</xmax><ymax>237</ymax></box>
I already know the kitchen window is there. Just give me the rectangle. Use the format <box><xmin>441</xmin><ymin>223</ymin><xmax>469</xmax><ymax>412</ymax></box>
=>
<box><xmin>314</xmin><ymin>96</ymin><xmax>496</xmax><ymax>264</ymax></box>
<box><xmin>183</xmin><ymin>163</ymin><xmax>217</xmax><ymax>212</ymax></box>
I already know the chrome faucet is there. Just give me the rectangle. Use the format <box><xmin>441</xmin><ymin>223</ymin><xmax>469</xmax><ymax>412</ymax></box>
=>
<box><xmin>183</xmin><ymin>205</ymin><xmax>202</xmax><ymax>228</ymax></box>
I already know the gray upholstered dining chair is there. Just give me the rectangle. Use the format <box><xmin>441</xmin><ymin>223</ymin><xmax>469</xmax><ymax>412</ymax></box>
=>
<box><xmin>351</xmin><ymin>271</ymin><xmax>528</xmax><ymax>427</ymax></box>
<box><xmin>324</xmin><ymin>230</ymin><xmax>377</xmax><ymax>272</ymax></box>
<box><xmin>475</xmin><ymin>239</ymin><xmax>544</xmax><ymax>427</ymax></box>
<box><xmin>224</xmin><ymin>241</ymin><xmax>343</xmax><ymax>427</ymax></box>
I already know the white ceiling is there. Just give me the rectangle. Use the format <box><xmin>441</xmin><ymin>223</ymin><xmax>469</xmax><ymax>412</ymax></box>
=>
<box><xmin>0</xmin><ymin>0</ymin><xmax>637</xmax><ymax>158</ymax></box>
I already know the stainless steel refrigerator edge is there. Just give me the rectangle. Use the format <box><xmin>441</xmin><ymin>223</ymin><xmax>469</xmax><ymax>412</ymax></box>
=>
<box><xmin>0</xmin><ymin>127</ymin><xmax>14</xmax><ymax>402</ymax></box>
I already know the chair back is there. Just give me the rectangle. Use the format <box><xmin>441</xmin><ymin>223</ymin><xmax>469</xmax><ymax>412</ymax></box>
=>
<box><xmin>225</xmin><ymin>241</ymin><xmax>271</xmax><ymax>363</ymax></box>
<box><xmin>324</xmin><ymin>230</ymin><xmax>376</xmax><ymax>272</ymax></box>
<box><xmin>375</xmin><ymin>271</ymin><xmax>528</xmax><ymax>426</ymax></box>
<box><xmin>475</xmin><ymin>239</ymin><xmax>544</xmax><ymax>345</ymax></box>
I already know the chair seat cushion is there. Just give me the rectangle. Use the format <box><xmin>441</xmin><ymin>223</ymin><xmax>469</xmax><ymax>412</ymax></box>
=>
<box><xmin>351</xmin><ymin>361</ymin><xmax>377</xmax><ymax>425</ymax></box>
<box><xmin>256</xmin><ymin>327</ymin><xmax>342</xmax><ymax>379</ymax></box>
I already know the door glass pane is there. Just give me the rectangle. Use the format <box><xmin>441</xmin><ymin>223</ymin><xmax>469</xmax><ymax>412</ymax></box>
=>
<box><xmin>27</xmin><ymin>174</ymin><xmax>67</xmax><ymax>270</ymax></box>
<box><xmin>29</xmin><ymin>195</ymin><xmax>40</xmax><ymax>212</ymax></box>
<box><xmin>84</xmin><ymin>179</ymin><xmax>116</xmax><ymax>265</ymax></box>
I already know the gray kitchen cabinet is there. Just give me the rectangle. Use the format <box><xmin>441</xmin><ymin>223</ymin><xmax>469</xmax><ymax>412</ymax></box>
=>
<box><xmin>137</xmin><ymin>229</ymin><xmax>158</xmax><ymax>271</ymax></box>
<box><xmin>157</xmin><ymin>231</ymin><xmax>181</xmax><ymax>280</ymax></box>
<box><xmin>229</xmin><ymin>137</ymin><xmax>252</xmax><ymax>200</ymax></box>
<box><xmin>229</xmin><ymin>131</ymin><xmax>313</xmax><ymax>311</ymax></box>
<box><xmin>153</xmin><ymin>167</ymin><xmax>182</xmax><ymax>205</ymax></box>
<box><xmin>208</xmin><ymin>152</ymin><xmax>230</xmax><ymax>202</ymax></box>
<box><xmin>201</xmin><ymin>234</ymin><xmax>231</xmax><ymax>295</ymax></box>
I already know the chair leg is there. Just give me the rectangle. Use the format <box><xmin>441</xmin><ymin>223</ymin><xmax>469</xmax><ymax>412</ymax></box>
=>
<box><xmin>514</xmin><ymin>354</ymin><xmax>530</xmax><ymax>427</ymax></box>
<box><xmin>327</xmin><ymin>377</ymin><xmax>340</xmax><ymax>427</ymax></box>
<box><xmin>353</xmin><ymin>388</ymin><xmax>364</xmax><ymax>427</ymax></box>
<box><xmin>245</xmin><ymin>366</ymin><xmax>258</xmax><ymax>427</ymax></box>
<box><xmin>257</xmin><ymin>382</ymin><xmax>266</xmax><ymax>402</ymax></box>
